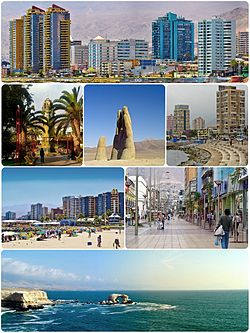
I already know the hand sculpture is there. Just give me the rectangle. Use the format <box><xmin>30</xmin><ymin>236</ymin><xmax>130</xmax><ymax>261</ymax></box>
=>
<box><xmin>110</xmin><ymin>106</ymin><xmax>136</xmax><ymax>160</ymax></box>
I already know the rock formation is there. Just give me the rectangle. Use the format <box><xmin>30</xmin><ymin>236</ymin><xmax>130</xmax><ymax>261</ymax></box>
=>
<box><xmin>2</xmin><ymin>289</ymin><xmax>53</xmax><ymax>311</ymax></box>
<box><xmin>100</xmin><ymin>293</ymin><xmax>133</xmax><ymax>305</ymax></box>
<box><xmin>110</xmin><ymin>106</ymin><xmax>135</xmax><ymax>160</ymax></box>
<box><xmin>95</xmin><ymin>136</ymin><xmax>107</xmax><ymax>160</ymax></box>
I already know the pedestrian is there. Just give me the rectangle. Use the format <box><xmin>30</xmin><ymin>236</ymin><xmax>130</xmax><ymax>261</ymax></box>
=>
<box><xmin>167</xmin><ymin>212</ymin><xmax>171</xmax><ymax>224</ymax></box>
<box><xmin>88</xmin><ymin>228</ymin><xmax>91</xmax><ymax>238</ymax></box>
<box><xmin>207</xmin><ymin>212</ymin><xmax>212</xmax><ymax>230</ymax></box>
<box><xmin>40</xmin><ymin>148</ymin><xmax>45</xmax><ymax>163</ymax></box>
<box><xmin>233</xmin><ymin>212</ymin><xmax>242</xmax><ymax>243</ymax></box>
<box><xmin>58</xmin><ymin>230</ymin><xmax>62</xmax><ymax>240</ymax></box>
<box><xmin>113</xmin><ymin>238</ymin><xmax>120</xmax><ymax>249</ymax></box>
<box><xmin>161</xmin><ymin>214</ymin><xmax>165</xmax><ymax>230</ymax></box>
<box><xmin>215</xmin><ymin>208</ymin><xmax>232</xmax><ymax>249</ymax></box>
<box><xmin>97</xmin><ymin>235</ymin><xmax>102</xmax><ymax>247</ymax></box>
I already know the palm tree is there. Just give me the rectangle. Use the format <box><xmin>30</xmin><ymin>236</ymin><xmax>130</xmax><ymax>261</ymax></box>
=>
<box><xmin>230</xmin><ymin>59</ymin><xmax>238</xmax><ymax>75</ymax></box>
<box><xmin>53</xmin><ymin>87</ymin><xmax>83</xmax><ymax>154</ymax></box>
<box><xmin>230</xmin><ymin>168</ymin><xmax>244</xmax><ymax>215</ymax></box>
<box><xmin>19</xmin><ymin>105</ymin><xmax>45</xmax><ymax>154</ymax></box>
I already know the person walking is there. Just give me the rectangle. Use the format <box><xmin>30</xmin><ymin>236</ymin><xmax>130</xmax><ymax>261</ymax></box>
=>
<box><xmin>113</xmin><ymin>238</ymin><xmax>120</xmax><ymax>249</ymax></box>
<box><xmin>161</xmin><ymin>214</ymin><xmax>165</xmax><ymax>230</ymax></box>
<box><xmin>233</xmin><ymin>212</ymin><xmax>242</xmax><ymax>243</ymax></box>
<box><xmin>97</xmin><ymin>235</ymin><xmax>102</xmax><ymax>247</ymax></box>
<box><xmin>58</xmin><ymin>230</ymin><xmax>62</xmax><ymax>241</ymax></box>
<box><xmin>40</xmin><ymin>148</ymin><xmax>45</xmax><ymax>163</ymax></box>
<box><xmin>215</xmin><ymin>208</ymin><xmax>232</xmax><ymax>249</ymax></box>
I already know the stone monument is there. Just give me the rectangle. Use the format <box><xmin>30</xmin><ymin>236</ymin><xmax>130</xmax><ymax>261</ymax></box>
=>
<box><xmin>95</xmin><ymin>136</ymin><xmax>107</xmax><ymax>160</ymax></box>
<box><xmin>110</xmin><ymin>106</ymin><xmax>135</xmax><ymax>160</ymax></box>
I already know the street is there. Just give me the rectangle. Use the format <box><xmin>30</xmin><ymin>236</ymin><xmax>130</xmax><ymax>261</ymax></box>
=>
<box><xmin>126</xmin><ymin>218</ymin><xmax>247</xmax><ymax>249</ymax></box>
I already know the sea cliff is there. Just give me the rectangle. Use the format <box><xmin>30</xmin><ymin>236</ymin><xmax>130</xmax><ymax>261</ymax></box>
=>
<box><xmin>2</xmin><ymin>288</ymin><xmax>53</xmax><ymax>311</ymax></box>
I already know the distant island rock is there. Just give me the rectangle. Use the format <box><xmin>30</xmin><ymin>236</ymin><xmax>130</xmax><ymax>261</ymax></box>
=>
<box><xmin>2</xmin><ymin>288</ymin><xmax>53</xmax><ymax>311</ymax></box>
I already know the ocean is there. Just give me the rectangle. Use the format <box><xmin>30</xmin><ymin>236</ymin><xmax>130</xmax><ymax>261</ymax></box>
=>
<box><xmin>1</xmin><ymin>290</ymin><xmax>248</xmax><ymax>331</ymax></box>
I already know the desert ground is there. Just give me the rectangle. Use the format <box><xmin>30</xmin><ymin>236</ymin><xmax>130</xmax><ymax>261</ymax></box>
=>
<box><xmin>85</xmin><ymin>139</ymin><xmax>165</xmax><ymax>166</ymax></box>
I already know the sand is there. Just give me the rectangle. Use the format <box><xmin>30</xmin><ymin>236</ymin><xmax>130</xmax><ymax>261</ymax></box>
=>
<box><xmin>84</xmin><ymin>140</ymin><xmax>165</xmax><ymax>166</ymax></box>
<box><xmin>2</xmin><ymin>230</ymin><xmax>125</xmax><ymax>249</ymax></box>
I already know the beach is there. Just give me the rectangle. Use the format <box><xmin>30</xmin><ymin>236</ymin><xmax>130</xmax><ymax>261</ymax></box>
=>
<box><xmin>2</xmin><ymin>230</ymin><xmax>124</xmax><ymax>249</ymax></box>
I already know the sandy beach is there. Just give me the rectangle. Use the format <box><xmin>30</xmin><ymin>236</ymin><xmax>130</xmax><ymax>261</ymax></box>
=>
<box><xmin>2</xmin><ymin>230</ymin><xmax>125</xmax><ymax>249</ymax></box>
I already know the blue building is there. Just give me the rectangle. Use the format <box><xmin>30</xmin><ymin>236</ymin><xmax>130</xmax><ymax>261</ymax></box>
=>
<box><xmin>152</xmin><ymin>12</ymin><xmax>194</xmax><ymax>61</ymax></box>
<box><xmin>119</xmin><ymin>192</ymin><xmax>124</xmax><ymax>217</ymax></box>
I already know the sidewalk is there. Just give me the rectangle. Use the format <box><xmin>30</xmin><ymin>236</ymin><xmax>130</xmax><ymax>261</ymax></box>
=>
<box><xmin>126</xmin><ymin>218</ymin><xmax>248</xmax><ymax>249</ymax></box>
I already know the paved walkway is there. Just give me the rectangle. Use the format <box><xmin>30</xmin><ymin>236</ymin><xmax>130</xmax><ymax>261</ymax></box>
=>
<box><xmin>126</xmin><ymin>218</ymin><xmax>247</xmax><ymax>249</ymax></box>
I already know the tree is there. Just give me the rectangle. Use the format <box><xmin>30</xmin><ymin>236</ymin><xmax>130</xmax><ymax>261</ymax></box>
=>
<box><xmin>230</xmin><ymin>59</ymin><xmax>239</xmax><ymax>75</ymax></box>
<box><xmin>53</xmin><ymin>87</ymin><xmax>83</xmax><ymax>154</ymax></box>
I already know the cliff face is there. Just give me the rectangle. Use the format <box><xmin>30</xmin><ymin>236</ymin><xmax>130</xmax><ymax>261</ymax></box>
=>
<box><xmin>2</xmin><ymin>289</ymin><xmax>53</xmax><ymax>311</ymax></box>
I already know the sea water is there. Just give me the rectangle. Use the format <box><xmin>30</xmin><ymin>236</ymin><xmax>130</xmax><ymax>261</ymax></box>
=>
<box><xmin>1</xmin><ymin>290</ymin><xmax>248</xmax><ymax>331</ymax></box>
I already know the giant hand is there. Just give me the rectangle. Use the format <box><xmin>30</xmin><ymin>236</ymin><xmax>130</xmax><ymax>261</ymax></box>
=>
<box><xmin>110</xmin><ymin>106</ymin><xmax>136</xmax><ymax>160</ymax></box>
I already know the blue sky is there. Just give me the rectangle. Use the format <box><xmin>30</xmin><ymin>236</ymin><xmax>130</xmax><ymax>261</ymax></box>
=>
<box><xmin>2</xmin><ymin>168</ymin><xmax>124</xmax><ymax>216</ymax></box>
<box><xmin>84</xmin><ymin>85</ymin><xmax>165</xmax><ymax>147</ymax></box>
<box><xmin>2</xmin><ymin>250</ymin><xmax>248</xmax><ymax>290</ymax></box>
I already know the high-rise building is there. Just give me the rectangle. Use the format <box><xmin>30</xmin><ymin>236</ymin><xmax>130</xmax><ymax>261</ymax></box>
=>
<box><xmin>198</xmin><ymin>17</ymin><xmax>236</xmax><ymax>75</ymax></box>
<box><xmin>62</xmin><ymin>196</ymin><xmax>81</xmax><ymax>219</ymax></box>
<box><xmin>152</xmin><ymin>12</ymin><xmax>194</xmax><ymax>61</ymax></box>
<box><xmin>193</xmin><ymin>117</ymin><xmax>205</xmax><ymax>130</ymax></box>
<box><xmin>117</xmin><ymin>39</ymin><xmax>149</xmax><ymax>60</ymax></box>
<box><xmin>216</xmin><ymin>86</ymin><xmax>245</xmax><ymax>135</ymax></box>
<box><xmin>43</xmin><ymin>4</ymin><xmax>71</xmax><ymax>72</ymax></box>
<box><xmin>81</xmin><ymin>196</ymin><xmax>97</xmax><ymax>218</ymax></box>
<box><xmin>88</xmin><ymin>36</ymin><xmax>117</xmax><ymax>71</ymax></box>
<box><xmin>23</xmin><ymin>6</ymin><xmax>44</xmax><ymax>73</ymax></box>
<box><xmin>9</xmin><ymin>18</ymin><xmax>24</xmax><ymax>72</ymax></box>
<box><xmin>236</xmin><ymin>31</ymin><xmax>249</xmax><ymax>57</ymax></box>
<box><xmin>42</xmin><ymin>207</ymin><xmax>49</xmax><ymax>216</ymax></box>
<box><xmin>31</xmin><ymin>203</ymin><xmax>43</xmax><ymax>220</ymax></box>
<box><xmin>167</xmin><ymin>114</ymin><xmax>174</xmax><ymax>133</ymax></box>
<box><xmin>5</xmin><ymin>211</ymin><xmax>17</xmax><ymax>220</ymax></box>
<box><xmin>70</xmin><ymin>41</ymin><xmax>89</xmax><ymax>69</ymax></box>
<box><xmin>173</xmin><ymin>105</ymin><xmax>190</xmax><ymax>134</ymax></box>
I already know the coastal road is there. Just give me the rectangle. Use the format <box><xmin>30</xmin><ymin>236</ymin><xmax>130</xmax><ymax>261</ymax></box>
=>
<box><xmin>126</xmin><ymin>218</ymin><xmax>247</xmax><ymax>249</ymax></box>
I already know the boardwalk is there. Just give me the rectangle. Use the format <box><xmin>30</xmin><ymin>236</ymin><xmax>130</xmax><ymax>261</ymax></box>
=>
<box><xmin>126</xmin><ymin>218</ymin><xmax>247</xmax><ymax>249</ymax></box>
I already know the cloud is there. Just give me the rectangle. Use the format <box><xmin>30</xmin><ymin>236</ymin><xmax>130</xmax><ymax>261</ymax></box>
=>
<box><xmin>1</xmin><ymin>258</ymin><xmax>99</xmax><ymax>290</ymax></box>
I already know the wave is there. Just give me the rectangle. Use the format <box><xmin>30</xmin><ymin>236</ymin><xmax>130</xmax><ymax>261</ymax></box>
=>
<box><xmin>1</xmin><ymin>310</ymin><xmax>16</xmax><ymax>315</ymax></box>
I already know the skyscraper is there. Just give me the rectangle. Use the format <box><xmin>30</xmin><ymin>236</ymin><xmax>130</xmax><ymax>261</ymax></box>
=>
<box><xmin>43</xmin><ymin>4</ymin><xmax>71</xmax><ymax>72</ymax></box>
<box><xmin>216</xmin><ymin>86</ymin><xmax>245</xmax><ymax>135</ymax></box>
<box><xmin>167</xmin><ymin>114</ymin><xmax>174</xmax><ymax>133</ymax></box>
<box><xmin>236</xmin><ymin>31</ymin><xmax>249</xmax><ymax>57</ymax></box>
<box><xmin>152</xmin><ymin>12</ymin><xmax>194</xmax><ymax>61</ymax></box>
<box><xmin>70</xmin><ymin>41</ymin><xmax>89</xmax><ymax>69</ymax></box>
<box><xmin>198</xmin><ymin>17</ymin><xmax>236</xmax><ymax>76</ymax></box>
<box><xmin>173</xmin><ymin>105</ymin><xmax>190</xmax><ymax>134</ymax></box>
<box><xmin>23</xmin><ymin>6</ymin><xmax>44</xmax><ymax>73</ymax></box>
<box><xmin>31</xmin><ymin>203</ymin><xmax>43</xmax><ymax>220</ymax></box>
<box><xmin>9</xmin><ymin>18</ymin><xmax>24</xmax><ymax>72</ymax></box>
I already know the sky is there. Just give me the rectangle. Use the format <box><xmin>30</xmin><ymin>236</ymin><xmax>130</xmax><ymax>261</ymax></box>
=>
<box><xmin>27</xmin><ymin>84</ymin><xmax>82</xmax><ymax>112</ymax></box>
<box><xmin>2</xmin><ymin>167</ymin><xmax>124</xmax><ymax>216</ymax></box>
<box><xmin>167</xmin><ymin>84</ymin><xmax>248</xmax><ymax>127</ymax></box>
<box><xmin>84</xmin><ymin>85</ymin><xmax>165</xmax><ymax>147</ymax></box>
<box><xmin>127</xmin><ymin>167</ymin><xmax>184</xmax><ymax>187</ymax></box>
<box><xmin>2</xmin><ymin>250</ymin><xmax>248</xmax><ymax>291</ymax></box>
<box><xmin>1</xmin><ymin>1</ymin><xmax>248</xmax><ymax>59</ymax></box>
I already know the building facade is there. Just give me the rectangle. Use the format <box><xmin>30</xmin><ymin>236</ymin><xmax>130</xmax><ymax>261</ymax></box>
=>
<box><xmin>236</xmin><ymin>31</ymin><xmax>249</xmax><ymax>57</ymax></box>
<box><xmin>30</xmin><ymin>203</ymin><xmax>43</xmax><ymax>220</ymax></box>
<box><xmin>5</xmin><ymin>211</ymin><xmax>17</xmax><ymax>220</ymax></box>
<box><xmin>193</xmin><ymin>117</ymin><xmax>205</xmax><ymax>130</ymax></box>
<box><xmin>173</xmin><ymin>105</ymin><xmax>190</xmax><ymax>134</ymax></box>
<box><xmin>152</xmin><ymin>12</ymin><xmax>194</xmax><ymax>61</ymax></box>
<box><xmin>117</xmin><ymin>39</ymin><xmax>149</xmax><ymax>60</ymax></box>
<box><xmin>198</xmin><ymin>17</ymin><xmax>236</xmax><ymax>76</ymax></box>
<box><xmin>167</xmin><ymin>114</ymin><xmax>174</xmax><ymax>134</ymax></box>
<box><xmin>9</xmin><ymin>18</ymin><xmax>24</xmax><ymax>72</ymax></box>
<box><xmin>24</xmin><ymin>6</ymin><xmax>44</xmax><ymax>73</ymax></box>
<box><xmin>43</xmin><ymin>4</ymin><xmax>71</xmax><ymax>72</ymax></box>
<box><xmin>216</xmin><ymin>86</ymin><xmax>245</xmax><ymax>135</ymax></box>
<box><xmin>88</xmin><ymin>36</ymin><xmax>117</xmax><ymax>71</ymax></box>
<box><xmin>70</xmin><ymin>42</ymin><xmax>89</xmax><ymax>69</ymax></box>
